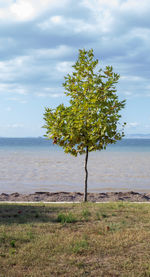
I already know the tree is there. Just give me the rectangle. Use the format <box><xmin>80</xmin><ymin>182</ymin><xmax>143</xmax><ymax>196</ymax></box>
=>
<box><xmin>43</xmin><ymin>49</ymin><xmax>126</xmax><ymax>202</ymax></box>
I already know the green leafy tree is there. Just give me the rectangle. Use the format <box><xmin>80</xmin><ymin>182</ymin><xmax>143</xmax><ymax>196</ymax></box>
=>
<box><xmin>43</xmin><ymin>49</ymin><xmax>126</xmax><ymax>202</ymax></box>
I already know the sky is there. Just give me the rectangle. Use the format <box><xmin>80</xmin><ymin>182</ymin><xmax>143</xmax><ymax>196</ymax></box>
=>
<box><xmin>0</xmin><ymin>0</ymin><xmax>150</xmax><ymax>137</ymax></box>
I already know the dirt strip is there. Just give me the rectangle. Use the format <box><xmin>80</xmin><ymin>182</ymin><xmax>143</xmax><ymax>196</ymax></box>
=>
<box><xmin>0</xmin><ymin>191</ymin><xmax>150</xmax><ymax>202</ymax></box>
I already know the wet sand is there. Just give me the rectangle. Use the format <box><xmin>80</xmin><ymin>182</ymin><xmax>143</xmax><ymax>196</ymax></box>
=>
<box><xmin>0</xmin><ymin>191</ymin><xmax>150</xmax><ymax>202</ymax></box>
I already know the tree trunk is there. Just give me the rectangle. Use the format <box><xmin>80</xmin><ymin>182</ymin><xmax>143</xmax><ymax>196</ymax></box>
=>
<box><xmin>83</xmin><ymin>146</ymin><xmax>89</xmax><ymax>202</ymax></box>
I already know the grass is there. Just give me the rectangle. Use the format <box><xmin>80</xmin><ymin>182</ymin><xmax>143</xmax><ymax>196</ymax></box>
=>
<box><xmin>1</xmin><ymin>202</ymin><xmax>150</xmax><ymax>276</ymax></box>
<box><xmin>57</xmin><ymin>212</ymin><xmax>77</xmax><ymax>223</ymax></box>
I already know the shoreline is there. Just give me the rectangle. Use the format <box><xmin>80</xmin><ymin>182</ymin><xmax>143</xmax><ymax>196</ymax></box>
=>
<box><xmin>0</xmin><ymin>191</ymin><xmax>150</xmax><ymax>202</ymax></box>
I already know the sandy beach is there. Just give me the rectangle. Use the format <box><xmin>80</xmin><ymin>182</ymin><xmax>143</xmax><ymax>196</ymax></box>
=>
<box><xmin>0</xmin><ymin>191</ymin><xmax>150</xmax><ymax>202</ymax></box>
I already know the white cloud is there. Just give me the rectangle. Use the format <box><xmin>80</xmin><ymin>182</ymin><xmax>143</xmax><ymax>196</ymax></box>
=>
<box><xmin>7</xmin><ymin>123</ymin><xmax>24</xmax><ymax>129</ymax></box>
<box><xmin>81</xmin><ymin>0</ymin><xmax>118</xmax><ymax>32</ymax></box>
<box><xmin>81</xmin><ymin>0</ymin><xmax>119</xmax><ymax>12</ymax></box>
<box><xmin>6</xmin><ymin>97</ymin><xmax>27</xmax><ymax>104</ymax></box>
<box><xmin>0</xmin><ymin>0</ymin><xmax>69</xmax><ymax>22</ymax></box>
<box><xmin>10</xmin><ymin>1</ymin><xmax>35</xmax><ymax>21</ymax></box>
<box><xmin>51</xmin><ymin>93</ymin><xmax>64</xmax><ymax>98</ymax></box>
<box><xmin>36</xmin><ymin>92</ymin><xmax>63</xmax><ymax>98</ymax></box>
<box><xmin>0</xmin><ymin>83</ymin><xmax>28</xmax><ymax>95</ymax></box>
<box><xmin>35</xmin><ymin>87</ymin><xmax>64</xmax><ymax>98</ymax></box>
<box><xmin>120</xmin><ymin>75</ymin><xmax>145</xmax><ymax>82</ymax></box>
<box><xmin>51</xmin><ymin>15</ymin><xmax>63</xmax><ymax>24</ymax></box>
<box><xmin>0</xmin><ymin>56</ymin><xmax>30</xmax><ymax>82</ymax></box>
<box><xmin>39</xmin><ymin>15</ymin><xmax>65</xmax><ymax>30</ymax></box>
<box><xmin>127</xmin><ymin>122</ymin><xmax>140</xmax><ymax>128</ymax></box>
<box><xmin>81</xmin><ymin>0</ymin><xmax>150</xmax><ymax>35</ymax></box>
<box><xmin>122</xmin><ymin>91</ymin><xmax>133</xmax><ymax>96</ymax></box>
<box><xmin>121</xmin><ymin>0</ymin><xmax>150</xmax><ymax>14</ymax></box>
<box><xmin>55</xmin><ymin>61</ymin><xmax>72</xmax><ymax>73</ymax></box>
<box><xmin>35</xmin><ymin>45</ymin><xmax>73</xmax><ymax>59</ymax></box>
<box><xmin>82</xmin><ymin>0</ymin><xmax>150</xmax><ymax>15</ymax></box>
<box><xmin>0</xmin><ymin>46</ymin><xmax>74</xmax><ymax>95</ymax></box>
<box><xmin>39</xmin><ymin>15</ymin><xmax>95</xmax><ymax>33</ymax></box>
<box><xmin>129</xmin><ymin>28</ymin><xmax>150</xmax><ymax>41</ymax></box>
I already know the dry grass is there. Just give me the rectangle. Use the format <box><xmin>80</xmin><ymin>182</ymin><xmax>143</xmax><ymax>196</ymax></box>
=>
<box><xmin>0</xmin><ymin>202</ymin><xmax>150</xmax><ymax>276</ymax></box>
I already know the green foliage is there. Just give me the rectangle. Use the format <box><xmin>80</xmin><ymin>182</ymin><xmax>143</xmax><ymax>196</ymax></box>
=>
<box><xmin>10</xmin><ymin>240</ymin><xmax>16</xmax><ymax>248</ymax></box>
<box><xmin>57</xmin><ymin>212</ymin><xmax>76</xmax><ymax>223</ymax></box>
<box><xmin>43</xmin><ymin>48</ymin><xmax>126</xmax><ymax>157</ymax></box>
<box><xmin>71</xmin><ymin>238</ymin><xmax>89</xmax><ymax>254</ymax></box>
<box><xmin>102</xmin><ymin>213</ymin><xmax>108</xmax><ymax>218</ymax></box>
<box><xmin>82</xmin><ymin>208</ymin><xmax>91</xmax><ymax>221</ymax></box>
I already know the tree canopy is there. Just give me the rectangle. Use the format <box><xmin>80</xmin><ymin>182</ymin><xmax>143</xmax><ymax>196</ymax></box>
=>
<box><xmin>44</xmin><ymin>49</ymin><xmax>126</xmax><ymax>156</ymax></box>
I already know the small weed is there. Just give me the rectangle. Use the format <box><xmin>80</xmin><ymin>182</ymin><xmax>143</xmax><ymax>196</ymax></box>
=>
<box><xmin>112</xmin><ymin>213</ymin><xmax>116</xmax><ymax>216</ymax></box>
<box><xmin>27</xmin><ymin>231</ymin><xmax>34</xmax><ymax>240</ymax></box>
<box><xmin>10</xmin><ymin>240</ymin><xmax>16</xmax><ymax>248</ymax></box>
<box><xmin>98</xmin><ymin>231</ymin><xmax>103</xmax><ymax>235</ymax></box>
<box><xmin>0</xmin><ymin>232</ymin><xmax>7</xmax><ymax>243</ymax></box>
<box><xmin>57</xmin><ymin>212</ymin><xmax>76</xmax><ymax>223</ymax></box>
<box><xmin>82</xmin><ymin>209</ymin><xmax>91</xmax><ymax>221</ymax></box>
<box><xmin>9</xmin><ymin>248</ymin><xmax>16</xmax><ymax>255</ymax></box>
<box><xmin>118</xmin><ymin>203</ymin><xmax>125</xmax><ymax>208</ymax></box>
<box><xmin>96</xmin><ymin>212</ymin><xmax>101</xmax><ymax>220</ymax></box>
<box><xmin>102</xmin><ymin>213</ymin><xmax>108</xmax><ymax>218</ymax></box>
<box><xmin>71</xmin><ymin>239</ymin><xmax>89</xmax><ymax>254</ymax></box>
<box><xmin>108</xmin><ymin>223</ymin><xmax>121</xmax><ymax>232</ymax></box>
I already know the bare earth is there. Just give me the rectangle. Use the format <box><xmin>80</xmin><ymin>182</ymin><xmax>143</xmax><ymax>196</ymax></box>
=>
<box><xmin>0</xmin><ymin>191</ymin><xmax>150</xmax><ymax>202</ymax></box>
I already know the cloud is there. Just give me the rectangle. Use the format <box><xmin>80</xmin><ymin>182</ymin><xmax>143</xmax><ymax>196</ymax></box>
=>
<box><xmin>10</xmin><ymin>1</ymin><xmax>35</xmax><ymax>21</ymax></box>
<box><xmin>55</xmin><ymin>61</ymin><xmax>73</xmax><ymax>73</ymax></box>
<box><xmin>36</xmin><ymin>87</ymin><xmax>64</xmax><ymax>98</ymax></box>
<box><xmin>7</xmin><ymin>123</ymin><xmax>24</xmax><ymax>129</ymax></box>
<box><xmin>35</xmin><ymin>45</ymin><xmax>74</xmax><ymax>60</ymax></box>
<box><xmin>127</xmin><ymin>122</ymin><xmax>140</xmax><ymax>128</ymax></box>
<box><xmin>121</xmin><ymin>0</ymin><xmax>150</xmax><ymax>15</ymax></box>
<box><xmin>121</xmin><ymin>91</ymin><xmax>133</xmax><ymax>97</ymax></box>
<box><xmin>81</xmin><ymin>0</ymin><xmax>150</xmax><ymax>32</ymax></box>
<box><xmin>36</xmin><ymin>93</ymin><xmax>64</xmax><ymax>98</ymax></box>
<box><xmin>120</xmin><ymin>76</ymin><xmax>145</xmax><ymax>82</ymax></box>
<box><xmin>39</xmin><ymin>15</ymin><xmax>95</xmax><ymax>34</ymax></box>
<box><xmin>0</xmin><ymin>0</ymin><xmax>70</xmax><ymax>22</ymax></box>
<box><xmin>0</xmin><ymin>0</ymin><xmax>150</xmax><ymax>136</ymax></box>
<box><xmin>6</xmin><ymin>97</ymin><xmax>27</xmax><ymax>104</ymax></box>
<box><xmin>0</xmin><ymin>83</ymin><xmax>28</xmax><ymax>95</ymax></box>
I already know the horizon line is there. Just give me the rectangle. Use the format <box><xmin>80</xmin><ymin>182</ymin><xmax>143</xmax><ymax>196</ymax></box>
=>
<box><xmin>0</xmin><ymin>134</ymin><xmax>150</xmax><ymax>139</ymax></box>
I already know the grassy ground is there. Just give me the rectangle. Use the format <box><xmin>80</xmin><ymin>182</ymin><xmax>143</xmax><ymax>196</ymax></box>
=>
<box><xmin>0</xmin><ymin>202</ymin><xmax>150</xmax><ymax>276</ymax></box>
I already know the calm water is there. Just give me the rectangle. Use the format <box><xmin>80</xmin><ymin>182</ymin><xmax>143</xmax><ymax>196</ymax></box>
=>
<box><xmin>0</xmin><ymin>137</ymin><xmax>150</xmax><ymax>193</ymax></box>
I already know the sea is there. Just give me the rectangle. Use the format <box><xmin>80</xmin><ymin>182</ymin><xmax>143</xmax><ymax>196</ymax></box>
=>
<box><xmin>0</xmin><ymin>137</ymin><xmax>150</xmax><ymax>194</ymax></box>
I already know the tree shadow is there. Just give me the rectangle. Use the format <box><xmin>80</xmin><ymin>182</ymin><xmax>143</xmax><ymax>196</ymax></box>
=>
<box><xmin>0</xmin><ymin>203</ymin><xmax>72</xmax><ymax>225</ymax></box>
